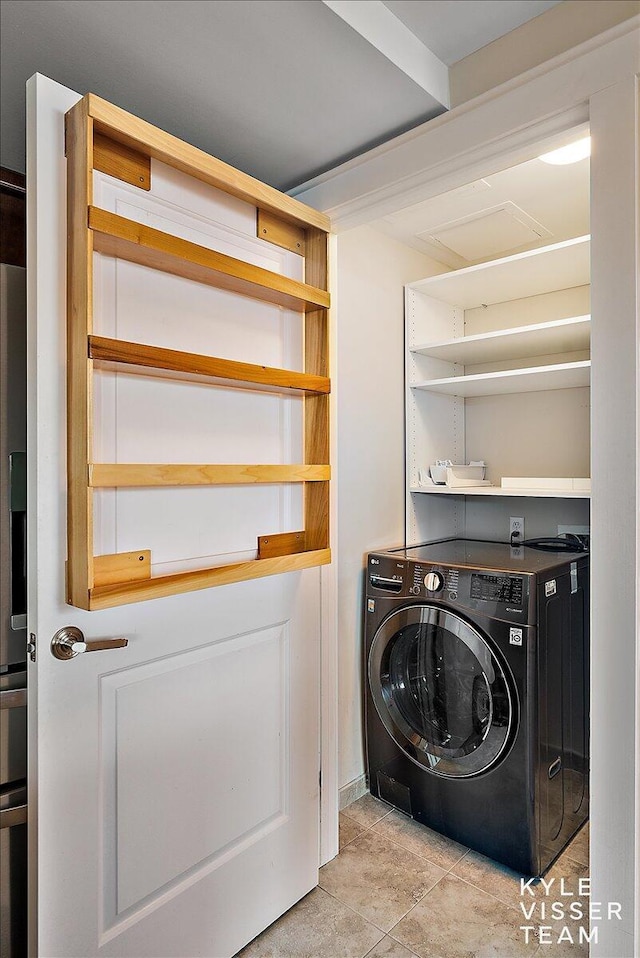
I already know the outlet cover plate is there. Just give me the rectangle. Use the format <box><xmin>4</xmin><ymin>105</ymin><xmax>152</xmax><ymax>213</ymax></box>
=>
<box><xmin>510</xmin><ymin>516</ymin><xmax>525</xmax><ymax>543</ymax></box>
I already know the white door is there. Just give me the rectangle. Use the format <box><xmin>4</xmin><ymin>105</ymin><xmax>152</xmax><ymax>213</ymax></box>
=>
<box><xmin>27</xmin><ymin>74</ymin><xmax>323</xmax><ymax>958</ymax></box>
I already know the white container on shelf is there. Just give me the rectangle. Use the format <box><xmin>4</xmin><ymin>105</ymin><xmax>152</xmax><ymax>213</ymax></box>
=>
<box><xmin>446</xmin><ymin>464</ymin><xmax>486</xmax><ymax>485</ymax></box>
<box><xmin>429</xmin><ymin>462</ymin><xmax>486</xmax><ymax>486</ymax></box>
<box><xmin>429</xmin><ymin>464</ymin><xmax>448</xmax><ymax>484</ymax></box>
<box><xmin>429</xmin><ymin>463</ymin><xmax>486</xmax><ymax>485</ymax></box>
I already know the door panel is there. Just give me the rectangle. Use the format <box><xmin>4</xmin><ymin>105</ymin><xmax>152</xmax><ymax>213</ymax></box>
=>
<box><xmin>109</xmin><ymin>623</ymin><xmax>288</xmax><ymax>915</ymax></box>
<box><xmin>27</xmin><ymin>74</ymin><xmax>321</xmax><ymax>958</ymax></box>
<box><xmin>92</xmin><ymin>160</ymin><xmax>304</xmax><ymax>573</ymax></box>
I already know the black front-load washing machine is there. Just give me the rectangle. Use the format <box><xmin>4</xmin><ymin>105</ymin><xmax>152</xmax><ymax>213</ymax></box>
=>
<box><xmin>364</xmin><ymin>538</ymin><xmax>589</xmax><ymax>876</ymax></box>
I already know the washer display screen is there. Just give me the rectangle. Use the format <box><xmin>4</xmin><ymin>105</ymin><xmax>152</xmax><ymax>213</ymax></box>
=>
<box><xmin>470</xmin><ymin>573</ymin><xmax>523</xmax><ymax>605</ymax></box>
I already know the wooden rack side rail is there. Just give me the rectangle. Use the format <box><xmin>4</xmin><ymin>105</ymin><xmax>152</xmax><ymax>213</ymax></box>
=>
<box><xmin>66</xmin><ymin>93</ymin><xmax>331</xmax><ymax>610</ymax></box>
<box><xmin>89</xmin><ymin>336</ymin><xmax>331</xmax><ymax>394</ymax></box>
<box><xmin>303</xmin><ymin>230</ymin><xmax>330</xmax><ymax>552</ymax></box>
<box><xmin>66</xmin><ymin>97</ymin><xmax>95</xmax><ymax>607</ymax></box>
<box><xmin>89</xmin><ymin>464</ymin><xmax>331</xmax><ymax>487</ymax></box>
<box><xmin>89</xmin><ymin>207</ymin><xmax>330</xmax><ymax>312</ymax></box>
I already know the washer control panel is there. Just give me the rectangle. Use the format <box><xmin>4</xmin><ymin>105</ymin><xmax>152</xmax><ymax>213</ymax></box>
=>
<box><xmin>410</xmin><ymin>563</ymin><xmax>459</xmax><ymax>599</ymax></box>
<box><xmin>424</xmin><ymin>571</ymin><xmax>444</xmax><ymax>592</ymax></box>
<box><xmin>368</xmin><ymin>556</ymin><xmax>408</xmax><ymax>594</ymax></box>
<box><xmin>367</xmin><ymin>552</ymin><xmax>532</xmax><ymax>624</ymax></box>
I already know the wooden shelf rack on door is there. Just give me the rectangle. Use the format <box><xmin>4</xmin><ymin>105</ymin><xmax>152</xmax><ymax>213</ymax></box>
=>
<box><xmin>65</xmin><ymin>93</ymin><xmax>331</xmax><ymax>610</ymax></box>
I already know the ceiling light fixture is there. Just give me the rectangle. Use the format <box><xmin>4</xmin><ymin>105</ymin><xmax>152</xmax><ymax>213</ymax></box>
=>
<box><xmin>539</xmin><ymin>136</ymin><xmax>591</xmax><ymax>165</ymax></box>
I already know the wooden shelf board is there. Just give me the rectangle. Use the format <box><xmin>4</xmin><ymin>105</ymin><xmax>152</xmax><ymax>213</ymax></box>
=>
<box><xmin>89</xmin><ymin>463</ymin><xmax>331</xmax><ymax>487</ymax></box>
<box><xmin>85</xmin><ymin>93</ymin><xmax>331</xmax><ymax>233</ymax></box>
<box><xmin>89</xmin><ymin>207</ymin><xmax>330</xmax><ymax>312</ymax></box>
<box><xmin>408</xmin><ymin>235</ymin><xmax>590</xmax><ymax>308</ymax></box>
<box><xmin>88</xmin><ymin>548</ymin><xmax>332</xmax><ymax>609</ymax></box>
<box><xmin>410</xmin><ymin>485</ymin><xmax>591</xmax><ymax>499</ymax></box>
<box><xmin>89</xmin><ymin>335</ymin><xmax>330</xmax><ymax>394</ymax></box>
<box><xmin>411</xmin><ymin>316</ymin><xmax>590</xmax><ymax>365</ymax></box>
<box><xmin>411</xmin><ymin>361</ymin><xmax>590</xmax><ymax>397</ymax></box>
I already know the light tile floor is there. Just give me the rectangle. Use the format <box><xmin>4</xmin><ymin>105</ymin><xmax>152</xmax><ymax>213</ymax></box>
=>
<box><xmin>238</xmin><ymin>794</ymin><xmax>591</xmax><ymax>958</ymax></box>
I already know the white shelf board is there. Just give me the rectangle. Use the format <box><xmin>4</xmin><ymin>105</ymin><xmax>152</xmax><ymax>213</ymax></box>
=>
<box><xmin>410</xmin><ymin>485</ymin><xmax>591</xmax><ymax>499</ymax></box>
<box><xmin>411</xmin><ymin>361</ymin><xmax>590</xmax><ymax>397</ymax></box>
<box><xmin>411</xmin><ymin>316</ymin><xmax>590</xmax><ymax>365</ymax></box>
<box><xmin>407</xmin><ymin>235</ymin><xmax>590</xmax><ymax>308</ymax></box>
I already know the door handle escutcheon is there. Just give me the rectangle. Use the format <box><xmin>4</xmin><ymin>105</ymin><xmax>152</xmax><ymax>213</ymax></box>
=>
<box><xmin>51</xmin><ymin>626</ymin><xmax>128</xmax><ymax>660</ymax></box>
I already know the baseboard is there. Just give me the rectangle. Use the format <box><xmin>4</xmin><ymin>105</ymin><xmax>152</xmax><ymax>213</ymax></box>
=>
<box><xmin>339</xmin><ymin>774</ymin><xmax>368</xmax><ymax>810</ymax></box>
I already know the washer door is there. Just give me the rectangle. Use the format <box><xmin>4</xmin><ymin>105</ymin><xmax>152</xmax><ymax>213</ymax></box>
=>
<box><xmin>369</xmin><ymin>604</ymin><xmax>516</xmax><ymax>778</ymax></box>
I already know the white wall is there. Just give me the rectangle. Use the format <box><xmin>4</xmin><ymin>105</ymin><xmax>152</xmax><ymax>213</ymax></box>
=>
<box><xmin>335</xmin><ymin>225</ymin><xmax>439</xmax><ymax>792</ymax></box>
<box><xmin>588</xmin><ymin>75</ymin><xmax>639</xmax><ymax>956</ymax></box>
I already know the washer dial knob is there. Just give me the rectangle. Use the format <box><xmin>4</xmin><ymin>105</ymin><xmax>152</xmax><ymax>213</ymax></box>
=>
<box><xmin>424</xmin><ymin>571</ymin><xmax>444</xmax><ymax>592</ymax></box>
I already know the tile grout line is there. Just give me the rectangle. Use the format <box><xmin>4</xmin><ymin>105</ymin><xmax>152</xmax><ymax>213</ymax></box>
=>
<box><xmin>365</xmin><ymin>827</ymin><xmax>468</xmax><ymax>876</ymax></box>
<box><xmin>374</xmin><ymin>831</ymin><xmax>590</xmax><ymax>916</ymax></box>
<box><xmin>378</xmin><ymin>854</ymin><xmax>530</xmax><ymax>949</ymax></box>
<box><xmin>338</xmin><ymin>793</ymin><xmax>394</xmax><ymax>865</ymax></box>
<box><xmin>339</xmin><ymin>802</ymin><xmax>588</xmax><ymax>954</ymax></box>
<box><xmin>337</xmin><ymin>809</ymin><xmax>522</xmax><ymax>936</ymax></box>
<box><xmin>340</xmin><ymin>805</ymin><xmax>394</xmax><ymax>829</ymax></box>
<box><xmin>334</xmin><ymin>821</ymin><xmax>457</xmax><ymax>877</ymax></box>
<box><xmin>383</xmin><ymin>870</ymin><xmax>546</xmax><ymax>956</ymax></box>
<box><xmin>317</xmin><ymin>884</ymin><xmax>391</xmax><ymax>940</ymax></box>
<box><xmin>321</xmin><ymin>826</ymin><xmax>452</xmax><ymax>940</ymax></box>
<box><xmin>337</xmin><ymin>805</ymin><xmax>393</xmax><ymax>851</ymax></box>
<box><xmin>440</xmin><ymin>866</ymin><xmax>527</xmax><ymax>914</ymax></box>
<box><xmin>360</xmin><ymin>933</ymin><xmax>419</xmax><ymax>958</ymax></box>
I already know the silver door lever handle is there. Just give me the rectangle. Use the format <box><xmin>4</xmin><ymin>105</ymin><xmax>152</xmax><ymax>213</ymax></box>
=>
<box><xmin>51</xmin><ymin>626</ymin><xmax>128</xmax><ymax>660</ymax></box>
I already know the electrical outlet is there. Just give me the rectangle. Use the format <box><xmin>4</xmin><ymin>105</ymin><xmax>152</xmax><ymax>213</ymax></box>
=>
<box><xmin>509</xmin><ymin>516</ymin><xmax>525</xmax><ymax>544</ymax></box>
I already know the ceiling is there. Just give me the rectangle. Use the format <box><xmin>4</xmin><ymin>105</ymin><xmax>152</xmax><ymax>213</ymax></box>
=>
<box><xmin>1</xmin><ymin>0</ymin><xmax>562</xmax><ymax>191</ymax></box>
<box><xmin>373</xmin><ymin>135</ymin><xmax>591</xmax><ymax>267</ymax></box>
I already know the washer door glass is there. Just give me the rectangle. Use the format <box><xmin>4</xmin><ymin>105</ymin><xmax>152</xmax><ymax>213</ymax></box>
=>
<box><xmin>369</xmin><ymin>605</ymin><xmax>515</xmax><ymax>777</ymax></box>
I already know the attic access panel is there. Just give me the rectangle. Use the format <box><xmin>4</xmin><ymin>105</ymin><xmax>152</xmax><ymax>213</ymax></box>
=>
<box><xmin>417</xmin><ymin>202</ymin><xmax>552</xmax><ymax>262</ymax></box>
<box><xmin>65</xmin><ymin>94</ymin><xmax>331</xmax><ymax>610</ymax></box>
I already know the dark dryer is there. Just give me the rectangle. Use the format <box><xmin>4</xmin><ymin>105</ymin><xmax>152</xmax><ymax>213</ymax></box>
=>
<box><xmin>364</xmin><ymin>538</ymin><xmax>589</xmax><ymax>876</ymax></box>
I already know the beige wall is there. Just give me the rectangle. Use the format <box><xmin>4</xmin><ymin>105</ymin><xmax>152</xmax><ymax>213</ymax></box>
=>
<box><xmin>335</xmin><ymin>225</ymin><xmax>439</xmax><ymax>792</ymax></box>
<box><xmin>450</xmin><ymin>0</ymin><xmax>640</xmax><ymax>107</ymax></box>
